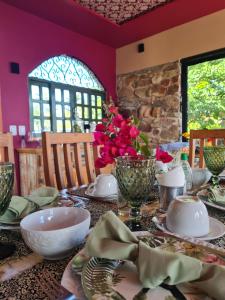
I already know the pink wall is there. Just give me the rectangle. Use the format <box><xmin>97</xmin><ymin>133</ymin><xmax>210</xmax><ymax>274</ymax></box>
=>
<box><xmin>0</xmin><ymin>1</ymin><xmax>116</xmax><ymax>138</ymax></box>
<box><xmin>0</xmin><ymin>2</ymin><xmax>116</xmax><ymax>192</ymax></box>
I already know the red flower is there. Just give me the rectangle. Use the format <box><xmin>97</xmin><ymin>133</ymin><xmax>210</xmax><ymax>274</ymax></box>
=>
<box><xmin>112</xmin><ymin>114</ymin><xmax>124</xmax><ymax>128</ymax></box>
<box><xmin>95</xmin><ymin>157</ymin><xmax>107</xmax><ymax>168</ymax></box>
<box><xmin>126</xmin><ymin>146</ymin><xmax>138</xmax><ymax>156</ymax></box>
<box><xmin>109</xmin><ymin>106</ymin><xmax>118</xmax><ymax>114</ymax></box>
<box><xmin>108</xmin><ymin>124</ymin><xmax>116</xmax><ymax>133</ymax></box>
<box><xmin>95</xmin><ymin>123</ymin><xmax>106</xmax><ymax>132</ymax></box>
<box><xmin>156</xmin><ymin>146</ymin><xmax>173</xmax><ymax>163</ymax></box>
<box><xmin>119</xmin><ymin>124</ymin><xmax>131</xmax><ymax>136</ymax></box>
<box><xmin>129</xmin><ymin>126</ymin><xmax>140</xmax><ymax>139</ymax></box>
<box><xmin>93</xmin><ymin>132</ymin><xmax>109</xmax><ymax>145</ymax></box>
<box><xmin>93</xmin><ymin>102</ymin><xmax>150</xmax><ymax>168</ymax></box>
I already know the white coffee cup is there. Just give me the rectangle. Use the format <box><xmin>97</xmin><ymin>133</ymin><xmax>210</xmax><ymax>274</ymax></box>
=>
<box><xmin>166</xmin><ymin>195</ymin><xmax>209</xmax><ymax>237</ymax></box>
<box><xmin>86</xmin><ymin>174</ymin><xmax>118</xmax><ymax>197</ymax></box>
<box><xmin>156</xmin><ymin>166</ymin><xmax>185</xmax><ymax>187</ymax></box>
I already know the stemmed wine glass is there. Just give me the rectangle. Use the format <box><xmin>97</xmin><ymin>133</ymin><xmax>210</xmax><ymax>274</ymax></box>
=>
<box><xmin>0</xmin><ymin>162</ymin><xmax>16</xmax><ymax>259</ymax></box>
<box><xmin>203</xmin><ymin>146</ymin><xmax>225</xmax><ymax>187</ymax></box>
<box><xmin>115</xmin><ymin>156</ymin><xmax>155</xmax><ymax>231</ymax></box>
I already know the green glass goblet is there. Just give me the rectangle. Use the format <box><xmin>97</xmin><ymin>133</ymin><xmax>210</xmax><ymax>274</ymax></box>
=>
<box><xmin>203</xmin><ymin>146</ymin><xmax>225</xmax><ymax>187</ymax></box>
<box><xmin>0</xmin><ymin>162</ymin><xmax>16</xmax><ymax>259</ymax></box>
<box><xmin>115</xmin><ymin>156</ymin><xmax>155</xmax><ymax>231</ymax></box>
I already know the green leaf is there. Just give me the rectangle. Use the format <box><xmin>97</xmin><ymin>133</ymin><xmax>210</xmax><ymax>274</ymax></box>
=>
<box><xmin>133</xmin><ymin>140</ymin><xmax>141</xmax><ymax>152</ymax></box>
<box><xmin>139</xmin><ymin>133</ymin><xmax>149</xmax><ymax>145</ymax></box>
<box><xmin>132</xmin><ymin>116</ymin><xmax>140</xmax><ymax>126</ymax></box>
<box><xmin>140</xmin><ymin>145</ymin><xmax>151</xmax><ymax>157</ymax></box>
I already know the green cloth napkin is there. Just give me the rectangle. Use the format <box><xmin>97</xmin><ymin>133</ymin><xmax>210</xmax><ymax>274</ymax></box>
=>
<box><xmin>208</xmin><ymin>186</ymin><xmax>225</xmax><ymax>206</ymax></box>
<box><xmin>76</xmin><ymin>211</ymin><xmax>225</xmax><ymax>300</ymax></box>
<box><xmin>0</xmin><ymin>196</ymin><xmax>37</xmax><ymax>223</ymax></box>
<box><xmin>25</xmin><ymin>186</ymin><xmax>58</xmax><ymax>207</ymax></box>
<box><xmin>0</xmin><ymin>186</ymin><xmax>58</xmax><ymax>223</ymax></box>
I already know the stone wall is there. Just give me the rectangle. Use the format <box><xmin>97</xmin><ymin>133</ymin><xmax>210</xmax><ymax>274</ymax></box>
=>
<box><xmin>117</xmin><ymin>61</ymin><xmax>181</xmax><ymax>145</ymax></box>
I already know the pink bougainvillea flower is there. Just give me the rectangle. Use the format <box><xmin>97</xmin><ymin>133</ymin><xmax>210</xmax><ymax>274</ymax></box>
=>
<box><xmin>129</xmin><ymin>126</ymin><xmax>140</xmax><ymax>139</ymax></box>
<box><xmin>114</xmin><ymin>136</ymin><xmax>131</xmax><ymax>149</ymax></box>
<box><xmin>126</xmin><ymin>146</ymin><xmax>138</xmax><ymax>156</ymax></box>
<box><xmin>95</xmin><ymin>123</ymin><xmax>106</xmax><ymax>132</ymax></box>
<box><xmin>95</xmin><ymin>157</ymin><xmax>107</xmax><ymax>168</ymax></box>
<box><xmin>112</xmin><ymin>114</ymin><xmax>124</xmax><ymax>128</ymax></box>
<box><xmin>159</xmin><ymin>152</ymin><xmax>173</xmax><ymax>163</ymax></box>
<box><xmin>109</xmin><ymin>106</ymin><xmax>118</xmax><ymax>115</ymax></box>
<box><xmin>93</xmin><ymin>101</ymin><xmax>150</xmax><ymax>168</ymax></box>
<box><xmin>102</xmin><ymin>118</ymin><xmax>108</xmax><ymax>123</ymax></box>
<box><xmin>156</xmin><ymin>146</ymin><xmax>173</xmax><ymax>163</ymax></box>
<box><xmin>108</xmin><ymin>123</ymin><xmax>116</xmax><ymax>133</ymax></box>
<box><xmin>119</xmin><ymin>124</ymin><xmax>131</xmax><ymax>136</ymax></box>
<box><xmin>118</xmin><ymin>148</ymin><xmax>127</xmax><ymax>156</ymax></box>
<box><xmin>93</xmin><ymin>131</ymin><xmax>109</xmax><ymax>145</ymax></box>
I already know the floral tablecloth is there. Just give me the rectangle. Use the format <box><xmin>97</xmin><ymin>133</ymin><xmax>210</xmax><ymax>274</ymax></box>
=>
<box><xmin>0</xmin><ymin>189</ymin><xmax>225</xmax><ymax>299</ymax></box>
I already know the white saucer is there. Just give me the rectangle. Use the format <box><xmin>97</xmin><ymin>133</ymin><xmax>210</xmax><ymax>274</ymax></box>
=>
<box><xmin>84</xmin><ymin>190</ymin><xmax>117</xmax><ymax>202</ymax></box>
<box><xmin>154</xmin><ymin>217</ymin><xmax>225</xmax><ymax>241</ymax></box>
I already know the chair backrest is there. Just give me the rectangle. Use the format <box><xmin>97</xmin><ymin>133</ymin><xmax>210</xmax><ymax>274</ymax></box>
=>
<box><xmin>0</xmin><ymin>132</ymin><xmax>17</xmax><ymax>193</ymax></box>
<box><xmin>189</xmin><ymin>129</ymin><xmax>225</xmax><ymax>168</ymax></box>
<box><xmin>42</xmin><ymin>132</ymin><xmax>101</xmax><ymax>190</ymax></box>
<box><xmin>0</xmin><ymin>133</ymin><xmax>14</xmax><ymax>163</ymax></box>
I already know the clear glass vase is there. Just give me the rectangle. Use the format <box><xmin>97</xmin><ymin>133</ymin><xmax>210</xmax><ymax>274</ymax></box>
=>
<box><xmin>115</xmin><ymin>156</ymin><xmax>155</xmax><ymax>231</ymax></box>
<box><xmin>0</xmin><ymin>162</ymin><xmax>16</xmax><ymax>259</ymax></box>
<box><xmin>0</xmin><ymin>162</ymin><xmax>14</xmax><ymax>215</ymax></box>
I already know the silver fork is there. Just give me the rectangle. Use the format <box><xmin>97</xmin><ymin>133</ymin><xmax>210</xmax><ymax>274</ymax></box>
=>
<box><xmin>37</xmin><ymin>269</ymin><xmax>77</xmax><ymax>300</ymax></box>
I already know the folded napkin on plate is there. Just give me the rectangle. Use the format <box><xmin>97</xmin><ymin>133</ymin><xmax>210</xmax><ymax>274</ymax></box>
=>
<box><xmin>208</xmin><ymin>186</ymin><xmax>225</xmax><ymax>205</ymax></box>
<box><xmin>0</xmin><ymin>196</ymin><xmax>37</xmax><ymax>223</ymax></box>
<box><xmin>0</xmin><ymin>186</ymin><xmax>58</xmax><ymax>223</ymax></box>
<box><xmin>156</xmin><ymin>166</ymin><xmax>185</xmax><ymax>187</ymax></box>
<box><xmin>76</xmin><ymin>211</ymin><xmax>225</xmax><ymax>300</ymax></box>
<box><xmin>25</xmin><ymin>186</ymin><xmax>58</xmax><ymax>207</ymax></box>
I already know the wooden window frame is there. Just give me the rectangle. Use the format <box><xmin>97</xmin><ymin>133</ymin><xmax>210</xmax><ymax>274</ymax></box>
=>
<box><xmin>181</xmin><ymin>47</ymin><xmax>225</xmax><ymax>139</ymax></box>
<box><xmin>29</xmin><ymin>78</ymin><xmax>105</xmax><ymax>136</ymax></box>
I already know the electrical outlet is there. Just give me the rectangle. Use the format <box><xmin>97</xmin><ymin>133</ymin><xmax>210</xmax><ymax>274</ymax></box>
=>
<box><xmin>9</xmin><ymin>125</ymin><xmax>17</xmax><ymax>136</ymax></box>
<box><xmin>18</xmin><ymin>125</ymin><xmax>26</xmax><ymax>136</ymax></box>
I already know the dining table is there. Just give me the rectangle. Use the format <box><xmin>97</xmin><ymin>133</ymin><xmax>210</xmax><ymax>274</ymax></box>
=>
<box><xmin>1</xmin><ymin>186</ymin><xmax>225</xmax><ymax>300</ymax></box>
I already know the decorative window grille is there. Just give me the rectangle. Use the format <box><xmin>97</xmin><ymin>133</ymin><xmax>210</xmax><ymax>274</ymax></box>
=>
<box><xmin>28</xmin><ymin>55</ymin><xmax>105</xmax><ymax>135</ymax></box>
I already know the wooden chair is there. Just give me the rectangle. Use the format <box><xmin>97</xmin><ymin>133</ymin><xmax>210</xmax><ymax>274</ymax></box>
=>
<box><xmin>0</xmin><ymin>133</ymin><xmax>14</xmax><ymax>163</ymax></box>
<box><xmin>42</xmin><ymin>132</ymin><xmax>101</xmax><ymax>190</ymax></box>
<box><xmin>189</xmin><ymin>129</ymin><xmax>225</xmax><ymax>168</ymax></box>
<box><xmin>0</xmin><ymin>132</ymin><xmax>16</xmax><ymax>193</ymax></box>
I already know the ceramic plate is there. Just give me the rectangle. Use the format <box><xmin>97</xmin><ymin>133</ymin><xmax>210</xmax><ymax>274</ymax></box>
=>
<box><xmin>84</xmin><ymin>190</ymin><xmax>117</xmax><ymax>202</ymax></box>
<box><xmin>0</xmin><ymin>219</ymin><xmax>21</xmax><ymax>225</ymax></box>
<box><xmin>154</xmin><ymin>216</ymin><xmax>225</xmax><ymax>241</ymax></box>
<box><xmin>61</xmin><ymin>233</ymin><xmax>225</xmax><ymax>300</ymax></box>
<box><xmin>197</xmin><ymin>189</ymin><xmax>225</xmax><ymax>212</ymax></box>
<box><xmin>0</xmin><ymin>223</ymin><xmax>20</xmax><ymax>230</ymax></box>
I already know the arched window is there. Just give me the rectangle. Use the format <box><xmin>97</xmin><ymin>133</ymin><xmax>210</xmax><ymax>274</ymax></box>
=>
<box><xmin>28</xmin><ymin>55</ymin><xmax>105</xmax><ymax>135</ymax></box>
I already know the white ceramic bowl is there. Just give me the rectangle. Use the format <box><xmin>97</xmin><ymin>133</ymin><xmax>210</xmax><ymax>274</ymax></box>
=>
<box><xmin>20</xmin><ymin>207</ymin><xmax>90</xmax><ymax>260</ymax></box>
<box><xmin>166</xmin><ymin>195</ymin><xmax>209</xmax><ymax>237</ymax></box>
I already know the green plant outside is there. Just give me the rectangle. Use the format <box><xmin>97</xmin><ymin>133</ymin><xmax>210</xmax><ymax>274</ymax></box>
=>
<box><xmin>188</xmin><ymin>58</ymin><xmax>225</xmax><ymax>130</ymax></box>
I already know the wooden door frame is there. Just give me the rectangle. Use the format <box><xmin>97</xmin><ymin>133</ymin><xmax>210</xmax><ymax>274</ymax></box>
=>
<box><xmin>180</xmin><ymin>47</ymin><xmax>225</xmax><ymax>139</ymax></box>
